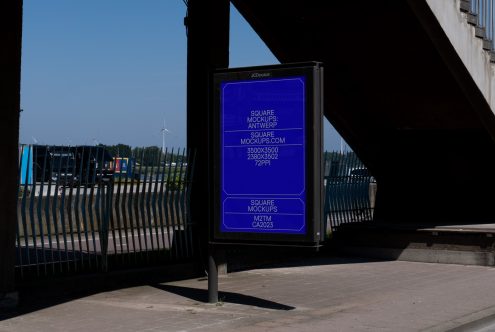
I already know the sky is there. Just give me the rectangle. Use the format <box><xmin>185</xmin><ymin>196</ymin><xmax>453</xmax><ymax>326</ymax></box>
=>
<box><xmin>20</xmin><ymin>0</ymin><xmax>344</xmax><ymax>151</ymax></box>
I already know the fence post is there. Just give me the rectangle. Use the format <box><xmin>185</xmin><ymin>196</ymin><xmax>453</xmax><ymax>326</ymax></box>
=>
<box><xmin>100</xmin><ymin>180</ymin><xmax>112</xmax><ymax>272</ymax></box>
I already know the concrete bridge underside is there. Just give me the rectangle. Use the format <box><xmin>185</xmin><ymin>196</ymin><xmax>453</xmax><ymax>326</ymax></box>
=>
<box><xmin>232</xmin><ymin>0</ymin><xmax>495</xmax><ymax>225</ymax></box>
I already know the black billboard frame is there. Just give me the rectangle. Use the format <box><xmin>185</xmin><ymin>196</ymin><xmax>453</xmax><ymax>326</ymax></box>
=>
<box><xmin>210</xmin><ymin>62</ymin><xmax>325</xmax><ymax>247</ymax></box>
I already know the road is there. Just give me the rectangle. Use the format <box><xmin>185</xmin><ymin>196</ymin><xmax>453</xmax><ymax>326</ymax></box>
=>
<box><xmin>16</xmin><ymin>226</ymin><xmax>191</xmax><ymax>268</ymax></box>
<box><xmin>23</xmin><ymin>181</ymin><xmax>177</xmax><ymax>197</ymax></box>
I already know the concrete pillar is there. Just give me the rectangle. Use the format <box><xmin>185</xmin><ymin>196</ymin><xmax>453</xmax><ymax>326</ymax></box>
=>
<box><xmin>186</xmin><ymin>0</ymin><xmax>229</xmax><ymax>267</ymax></box>
<box><xmin>0</xmin><ymin>0</ymin><xmax>22</xmax><ymax>307</ymax></box>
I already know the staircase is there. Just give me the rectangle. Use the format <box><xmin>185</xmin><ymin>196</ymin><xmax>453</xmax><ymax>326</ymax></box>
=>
<box><xmin>419</xmin><ymin>0</ymin><xmax>495</xmax><ymax>114</ymax></box>
<box><xmin>461</xmin><ymin>0</ymin><xmax>495</xmax><ymax>62</ymax></box>
<box><xmin>337</xmin><ymin>0</ymin><xmax>495</xmax><ymax>266</ymax></box>
<box><xmin>231</xmin><ymin>0</ymin><xmax>495</xmax><ymax>265</ymax></box>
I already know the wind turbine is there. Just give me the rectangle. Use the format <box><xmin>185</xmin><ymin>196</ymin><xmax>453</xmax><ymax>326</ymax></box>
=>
<box><xmin>161</xmin><ymin>119</ymin><xmax>171</xmax><ymax>153</ymax></box>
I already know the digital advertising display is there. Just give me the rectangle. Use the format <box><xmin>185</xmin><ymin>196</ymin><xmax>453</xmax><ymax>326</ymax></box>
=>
<box><xmin>212</xmin><ymin>63</ymin><xmax>324</xmax><ymax>245</ymax></box>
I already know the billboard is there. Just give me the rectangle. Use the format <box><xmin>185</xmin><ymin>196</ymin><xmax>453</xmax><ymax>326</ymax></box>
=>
<box><xmin>112</xmin><ymin>157</ymin><xmax>129</xmax><ymax>173</ymax></box>
<box><xmin>212</xmin><ymin>62</ymin><xmax>324</xmax><ymax>245</ymax></box>
<box><xmin>111</xmin><ymin>157</ymin><xmax>136</xmax><ymax>178</ymax></box>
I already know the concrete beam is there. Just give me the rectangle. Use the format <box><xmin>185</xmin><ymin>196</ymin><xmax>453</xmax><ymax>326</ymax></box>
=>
<box><xmin>186</xmin><ymin>0</ymin><xmax>229</xmax><ymax>260</ymax></box>
<box><xmin>0</xmin><ymin>0</ymin><xmax>22</xmax><ymax>305</ymax></box>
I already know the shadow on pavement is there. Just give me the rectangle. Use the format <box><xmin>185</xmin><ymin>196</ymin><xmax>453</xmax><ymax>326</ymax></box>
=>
<box><xmin>0</xmin><ymin>263</ymin><xmax>197</xmax><ymax>321</ymax></box>
<box><xmin>227</xmin><ymin>251</ymin><xmax>390</xmax><ymax>273</ymax></box>
<box><xmin>1</xmin><ymin>256</ymin><xmax>382</xmax><ymax>320</ymax></box>
<box><xmin>153</xmin><ymin>284</ymin><xmax>295</xmax><ymax>311</ymax></box>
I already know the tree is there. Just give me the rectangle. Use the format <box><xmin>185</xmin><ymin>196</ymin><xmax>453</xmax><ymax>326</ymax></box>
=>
<box><xmin>102</xmin><ymin>144</ymin><xmax>132</xmax><ymax>158</ymax></box>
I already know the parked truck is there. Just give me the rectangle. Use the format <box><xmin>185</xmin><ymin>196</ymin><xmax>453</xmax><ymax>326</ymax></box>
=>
<box><xmin>32</xmin><ymin>145</ymin><xmax>114</xmax><ymax>187</ymax></box>
<box><xmin>33</xmin><ymin>145</ymin><xmax>77</xmax><ymax>186</ymax></box>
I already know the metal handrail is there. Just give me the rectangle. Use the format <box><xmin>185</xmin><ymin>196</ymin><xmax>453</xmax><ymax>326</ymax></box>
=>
<box><xmin>469</xmin><ymin>0</ymin><xmax>495</xmax><ymax>51</ymax></box>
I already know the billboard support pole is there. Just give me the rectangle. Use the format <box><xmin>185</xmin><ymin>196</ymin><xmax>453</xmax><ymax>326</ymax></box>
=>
<box><xmin>207</xmin><ymin>245</ymin><xmax>218</xmax><ymax>303</ymax></box>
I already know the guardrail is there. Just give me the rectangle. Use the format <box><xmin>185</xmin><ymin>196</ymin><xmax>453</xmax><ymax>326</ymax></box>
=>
<box><xmin>323</xmin><ymin>151</ymin><xmax>376</xmax><ymax>234</ymax></box>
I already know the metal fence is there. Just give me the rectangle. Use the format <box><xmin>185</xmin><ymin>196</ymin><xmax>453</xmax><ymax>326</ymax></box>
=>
<box><xmin>17</xmin><ymin>145</ymin><xmax>196</xmax><ymax>279</ymax></box>
<box><xmin>462</xmin><ymin>0</ymin><xmax>495</xmax><ymax>56</ymax></box>
<box><xmin>16</xmin><ymin>145</ymin><xmax>373</xmax><ymax>278</ymax></box>
<box><xmin>323</xmin><ymin>151</ymin><xmax>376</xmax><ymax>233</ymax></box>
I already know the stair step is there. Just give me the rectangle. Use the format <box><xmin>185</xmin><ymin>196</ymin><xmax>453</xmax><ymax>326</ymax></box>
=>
<box><xmin>467</xmin><ymin>13</ymin><xmax>478</xmax><ymax>25</ymax></box>
<box><xmin>460</xmin><ymin>0</ymin><xmax>471</xmax><ymax>13</ymax></box>
<box><xmin>483</xmin><ymin>39</ymin><xmax>493</xmax><ymax>51</ymax></box>
<box><xmin>475</xmin><ymin>26</ymin><xmax>486</xmax><ymax>38</ymax></box>
<box><xmin>491</xmin><ymin>51</ymin><xmax>495</xmax><ymax>63</ymax></box>
<box><xmin>338</xmin><ymin>246</ymin><xmax>495</xmax><ymax>266</ymax></box>
<box><xmin>332</xmin><ymin>223</ymin><xmax>495</xmax><ymax>266</ymax></box>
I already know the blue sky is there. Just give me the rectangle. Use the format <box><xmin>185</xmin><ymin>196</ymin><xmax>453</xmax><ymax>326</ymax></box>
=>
<box><xmin>20</xmin><ymin>1</ymin><xmax>343</xmax><ymax>150</ymax></box>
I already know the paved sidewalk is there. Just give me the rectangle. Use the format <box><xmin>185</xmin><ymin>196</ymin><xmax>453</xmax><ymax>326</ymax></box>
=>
<box><xmin>2</xmin><ymin>257</ymin><xmax>495</xmax><ymax>331</ymax></box>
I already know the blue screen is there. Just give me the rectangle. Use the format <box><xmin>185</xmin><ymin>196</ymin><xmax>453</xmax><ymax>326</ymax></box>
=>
<box><xmin>220</xmin><ymin>76</ymin><xmax>306</xmax><ymax>234</ymax></box>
